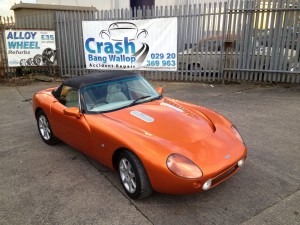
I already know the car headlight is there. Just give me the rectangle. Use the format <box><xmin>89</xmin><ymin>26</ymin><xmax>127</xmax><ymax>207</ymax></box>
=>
<box><xmin>166</xmin><ymin>154</ymin><xmax>203</xmax><ymax>179</ymax></box>
<box><xmin>231</xmin><ymin>125</ymin><xmax>245</xmax><ymax>144</ymax></box>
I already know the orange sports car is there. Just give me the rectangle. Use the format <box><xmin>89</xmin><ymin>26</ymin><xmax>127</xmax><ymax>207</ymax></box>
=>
<box><xmin>33</xmin><ymin>71</ymin><xmax>247</xmax><ymax>199</ymax></box>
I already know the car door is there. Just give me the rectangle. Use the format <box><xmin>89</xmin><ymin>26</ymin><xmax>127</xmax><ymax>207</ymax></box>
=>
<box><xmin>50</xmin><ymin>85</ymin><xmax>95</xmax><ymax>158</ymax></box>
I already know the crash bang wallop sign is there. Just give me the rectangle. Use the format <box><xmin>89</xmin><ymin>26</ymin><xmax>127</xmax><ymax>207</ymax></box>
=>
<box><xmin>82</xmin><ymin>18</ymin><xmax>177</xmax><ymax>71</ymax></box>
<box><xmin>5</xmin><ymin>30</ymin><xmax>56</xmax><ymax>67</ymax></box>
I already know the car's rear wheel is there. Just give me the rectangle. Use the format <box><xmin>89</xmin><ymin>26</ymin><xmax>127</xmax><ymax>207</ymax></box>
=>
<box><xmin>118</xmin><ymin>150</ymin><xmax>152</xmax><ymax>199</ymax></box>
<box><xmin>37</xmin><ymin>110</ymin><xmax>58</xmax><ymax>145</ymax></box>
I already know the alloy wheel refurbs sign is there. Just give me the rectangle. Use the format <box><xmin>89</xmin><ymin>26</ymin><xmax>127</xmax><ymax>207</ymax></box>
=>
<box><xmin>5</xmin><ymin>30</ymin><xmax>56</xmax><ymax>67</ymax></box>
<box><xmin>82</xmin><ymin>18</ymin><xmax>177</xmax><ymax>71</ymax></box>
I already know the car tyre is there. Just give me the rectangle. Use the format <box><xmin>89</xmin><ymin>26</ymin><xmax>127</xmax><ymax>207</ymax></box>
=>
<box><xmin>37</xmin><ymin>110</ymin><xmax>58</xmax><ymax>145</ymax></box>
<box><xmin>118</xmin><ymin>150</ymin><xmax>153</xmax><ymax>199</ymax></box>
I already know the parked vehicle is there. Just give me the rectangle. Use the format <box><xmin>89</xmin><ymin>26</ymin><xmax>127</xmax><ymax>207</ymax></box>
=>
<box><xmin>33</xmin><ymin>71</ymin><xmax>247</xmax><ymax>199</ymax></box>
<box><xmin>256</xmin><ymin>24</ymin><xmax>299</xmax><ymax>50</ymax></box>
<box><xmin>178</xmin><ymin>34</ymin><xmax>298</xmax><ymax>75</ymax></box>
<box><xmin>177</xmin><ymin>36</ymin><xmax>228</xmax><ymax>75</ymax></box>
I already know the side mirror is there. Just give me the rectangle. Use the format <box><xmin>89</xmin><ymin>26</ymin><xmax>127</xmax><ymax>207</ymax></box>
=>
<box><xmin>64</xmin><ymin>107</ymin><xmax>81</xmax><ymax>119</ymax></box>
<box><xmin>156</xmin><ymin>87</ymin><xmax>163</xmax><ymax>95</ymax></box>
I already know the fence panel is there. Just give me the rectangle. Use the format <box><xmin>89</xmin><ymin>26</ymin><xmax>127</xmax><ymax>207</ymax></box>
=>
<box><xmin>55</xmin><ymin>1</ymin><xmax>300</xmax><ymax>83</ymax></box>
<box><xmin>54</xmin><ymin>4</ymin><xmax>228</xmax><ymax>81</ymax></box>
<box><xmin>0</xmin><ymin>16</ymin><xmax>15</xmax><ymax>77</ymax></box>
<box><xmin>225</xmin><ymin>0</ymin><xmax>300</xmax><ymax>83</ymax></box>
<box><xmin>55</xmin><ymin>10</ymin><xmax>95</xmax><ymax>76</ymax></box>
<box><xmin>1</xmin><ymin>0</ymin><xmax>299</xmax><ymax>83</ymax></box>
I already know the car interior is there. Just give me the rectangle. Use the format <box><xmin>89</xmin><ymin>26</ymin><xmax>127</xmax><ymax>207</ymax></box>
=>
<box><xmin>106</xmin><ymin>83</ymin><xmax>129</xmax><ymax>103</ymax></box>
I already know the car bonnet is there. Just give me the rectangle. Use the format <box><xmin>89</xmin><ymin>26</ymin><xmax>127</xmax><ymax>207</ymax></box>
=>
<box><xmin>102</xmin><ymin>98</ymin><xmax>215</xmax><ymax>145</ymax></box>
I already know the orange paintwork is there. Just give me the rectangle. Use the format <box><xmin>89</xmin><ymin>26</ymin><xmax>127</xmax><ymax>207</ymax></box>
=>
<box><xmin>33</xmin><ymin>87</ymin><xmax>247</xmax><ymax>195</ymax></box>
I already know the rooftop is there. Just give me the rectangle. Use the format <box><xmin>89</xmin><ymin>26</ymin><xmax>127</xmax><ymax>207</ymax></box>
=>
<box><xmin>11</xmin><ymin>3</ymin><xmax>97</xmax><ymax>11</ymax></box>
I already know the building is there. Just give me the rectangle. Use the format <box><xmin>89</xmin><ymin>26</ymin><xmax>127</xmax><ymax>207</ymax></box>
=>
<box><xmin>36</xmin><ymin>0</ymin><xmax>225</xmax><ymax>10</ymax></box>
<box><xmin>11</xmin><ymin>3</ymin><xmax>96</xmax><ymax>28</ymax></box>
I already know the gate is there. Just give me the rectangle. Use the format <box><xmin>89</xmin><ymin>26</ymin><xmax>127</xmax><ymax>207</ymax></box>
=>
<box><xmin>0</xmin><ymin>0</ymin><xmax>299</xmax><ymax>83</ymax></box>
<box><xmin>54</xmin><ymin>0</ymin><xmax>300</xmax><ymax>83</ymax></box>
<box><xmin>0</xmin><ymin>16</ymin><xmax>15</xmax><ymax>77</ymax></box>
<box><xmin>224</xmin><ymin>0</ymin><xmax>300</xmax><ymax>83</ymax></box>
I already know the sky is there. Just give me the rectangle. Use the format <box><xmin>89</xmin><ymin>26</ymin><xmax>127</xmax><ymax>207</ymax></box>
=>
<box><xmin>0</xmin><ymin>0</ymin><xmax>36</xmax><ymax>17</ymax></box>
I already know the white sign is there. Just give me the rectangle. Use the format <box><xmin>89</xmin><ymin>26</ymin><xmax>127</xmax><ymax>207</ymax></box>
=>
<box><xmin>82</xmin><ymin>18</ymin><xmax>177</xmax><ymax>71</ymax></box>
<box><xmin>5</xmin><ymin>30</ymin><xmax>56</xmax><ymax>67</ymax></box>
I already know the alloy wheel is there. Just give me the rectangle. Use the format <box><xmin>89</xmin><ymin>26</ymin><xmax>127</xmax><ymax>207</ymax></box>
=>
<box><xmin>119</xmin><ymin>158</ymin><xmax>137</xmax><ymax>193</ymax></box>
<box><xmin>39</xmin><ymin>115</ymin><xmax>51</xmax><ymax>141</ymax></box>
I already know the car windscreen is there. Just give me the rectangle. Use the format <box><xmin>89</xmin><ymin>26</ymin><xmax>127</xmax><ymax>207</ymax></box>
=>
<box><xmin>81</xmin><ymin>76</ymin><xmax>160</xmax><ymax>113</ymax></box>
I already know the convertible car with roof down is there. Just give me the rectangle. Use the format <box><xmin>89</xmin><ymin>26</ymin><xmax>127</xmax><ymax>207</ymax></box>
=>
<box><xmin>33</xmin><ymin>71</ymin><xmax>247</xmax><ymax>199</ymax></box>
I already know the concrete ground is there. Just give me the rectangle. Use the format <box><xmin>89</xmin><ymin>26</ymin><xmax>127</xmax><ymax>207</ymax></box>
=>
<box><xmin>0</xmin><ymin>80</ymin><xmax>299</xmax><ymax>225</ymax></box>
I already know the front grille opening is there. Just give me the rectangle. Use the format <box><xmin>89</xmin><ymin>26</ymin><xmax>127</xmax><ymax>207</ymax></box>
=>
<box><xmin>211</xmin><ymin>164</ymin><xmax>239</xmax><ymax>187</ymax></box>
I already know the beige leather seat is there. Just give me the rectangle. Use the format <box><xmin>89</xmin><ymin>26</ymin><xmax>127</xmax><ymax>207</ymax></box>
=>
<box><xmin>65</xmin><ymin>91</ymin><xmax>78</xmax><ymax>107</ymax></box>
<box><xmin>106</xmin><ymin>83</ymin><xmax>128</xmax><ymax>103</ymax></box>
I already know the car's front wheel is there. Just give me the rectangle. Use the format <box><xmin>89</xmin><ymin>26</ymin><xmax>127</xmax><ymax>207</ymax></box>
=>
<box><xmin>118</xmin><ymin>150</ymin><xmax>152</xmax><ymax>199</ymax></box>
<box><xmin>37</xmin><ymin>110</ymin><xmax>58</xmax><ymax>145</ymax></box>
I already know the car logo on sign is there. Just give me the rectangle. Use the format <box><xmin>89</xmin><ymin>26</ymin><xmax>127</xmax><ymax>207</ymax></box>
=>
<box><xmin>224</xmin><ymin>154</ymin><xmax>231</xmax><ymax>159</ymax></box>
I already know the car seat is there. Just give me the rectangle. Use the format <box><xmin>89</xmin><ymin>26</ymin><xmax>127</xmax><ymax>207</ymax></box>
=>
<box><xmin>106</xmin><ymin>83</ymin><xmax>128</xmax><ymax>103</ymax></box>
<box><xmin>65</xmin><ymin>91</ymin><xmax>78</xmax><ymax>107</ymax></box>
